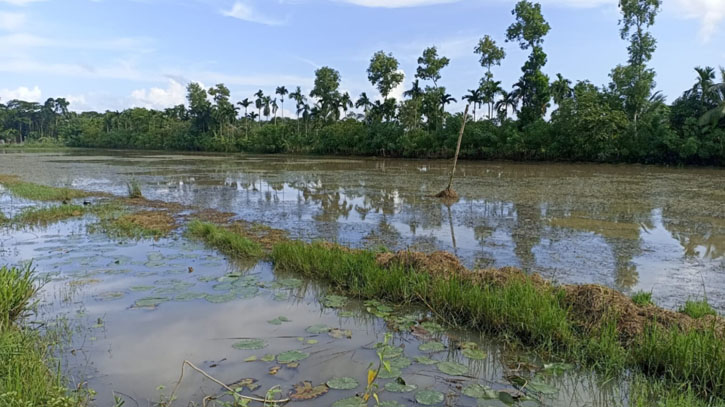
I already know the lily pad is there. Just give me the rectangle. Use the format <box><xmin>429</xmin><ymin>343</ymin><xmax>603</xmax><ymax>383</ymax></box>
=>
<box><xmin>228</xmin><ymin>378</ymin><xmax>260</xmax><ymax>392</ymax></box>
<box><xmin>268</xmin><ymin>316</ymin><xmax>291</xmax><ymax>325</ymax></box>
<box><xmin>419</xmin><ymin>341</ymin><xmax>446</xmax><ymax>353</ymax></box>
<box><xmin>277</xmin><ymin>278</ymin><xmax>303</xmax><ymax>288</ymax></box>
<box><xmin>384</xmin><ymin>381</ymin><xmax>417</xmax><ymax>393</ymax></box>
<box><xmin>95</xmin><ymin>291</ymin><xmax>125</xmax><ymax>301</ymax></box>
<box><xmin>415</xmin><ymin>356</ymin><xmax>438</xmax><ymax>365</ymax></box>
<box><xmin>289</xmin><ymin>381</ymin><xmax>329</xmax><ymax>401</ymax></box>
<box><xmin>329</xmin><ymin>328</ymin><xmax>353</xmax><ymax>339</ymax></box>
<box><xmin>261</xmin><ymin>353</ymin><xmax>276</xmax><ymax>362</ymax></box>
<box><xmin>129</xmin><ymin>286</ymin><xmax>154</xmax><ymax>292</ymax></box>
<box><xmin>379</xmin><ymin>402</ymin><xmax>404</xmax><ymax>407</ymax></box>
<box><xmin>332</xmin><ymin>397</ymin><xmax>365</xmax><ymax>407</ymax></box>
<box><xmin>327</xmin><ymin>377</ymin><xmax>359</xmax><ymax>390</ymax></box>
<box><xmin>233</xmin><ymin>286</ymin><xmax>260</xmax><ymax>298</ymax></box>
<box><xmin>388</xmin><ymin>356</ymin><xmax>412</xmax><ymax>370</ymax></box>
<box><xmin>462</xmin><ymin>348</ymin><xmax>487</xmax><ymax>360</ymax></box>
<box><xmin>527</xmin><ymin>378</ymin><xmax>558</xmax><ymax>395</ymax></box>
<box><xmin>462</xmin><ymin>384</ymin><xmax>498</xmax><ymax>399</ymax></box>
<box><xmin>133</xmin><ymin>296</ymin><xmax>169</xmax><ymax>308</ymax></box>
<box><xmin>174</xmin><ymin>292</ymin><xmax>206</xmax><ymax>301</ymax></box>
<box><xmin>323</xmin><ymin>295</ymin><xmax>348</xmax><ymax>308</ymax></box>
<box><xmin>543</xmin><ymin>362</ymin><xmax>574</xmax><ymax>374</ymax></box>
<box><xmin>420</xmin><ymin>321</ymin><xmax>445</xmax><ymax>334</ymax></box>
<box><xmin>378</xmin><ymin>366</ymin><xmax>402</xmax><ymax>379</ymax></box>
<box><xmin>277</xmin><ymin>350</ymin><xmax>310</xmax><ymax>364</ymax></box>
<box><xmin>306</xmin><ymin>324</ymin><xmax>330</xmax><ymax>334</ymax></box>
<box><xmin>437</xmin><ymin>361</ymin><xmax>468</xmax><ymax>376</ymax></box>
<box><xmin>415</xmin><ymin>389</ymin><xmax>444</xmax><ymax>405</ymax></box>
<box><xmin>204</xmin><ymin>293</ymin><xmax>237</xmax><ymax>303</ymax></box>
<box><xmin>232</xmin><ymin>339</ymin><xmax>267</xmax><ymax>350</ymax></box>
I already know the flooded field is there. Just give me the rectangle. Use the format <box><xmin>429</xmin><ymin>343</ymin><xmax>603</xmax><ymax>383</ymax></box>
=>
<box><xmin>0</xmin><ymin>149</ymin><xmax>723</xmax><ymax>406</ymax></box>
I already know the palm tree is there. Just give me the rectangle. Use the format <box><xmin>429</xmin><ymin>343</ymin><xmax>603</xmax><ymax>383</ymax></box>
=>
<box><xmin>237</xmin><ymin>98</ymin><xmax>252</xmax><ymax>137</ymax></box>
<box><xmin>271</xmin><ymin>98</ymin><xmax>279</xmax><ymax>124</ymax></box>
<box><xmin>495</xmin><ymin>90</ymin><xmax>518</xmax><ymax>120</ymax></box>
<box><xmin>403</xmin><ymin>79</ymin><xmax>424</xmax><ymax>100</ymax></box>
<box><xmin>340</xmin><ymin>92</ymin><xmax>353</xmax><ymax>118</ymax></box>
<box><xmin>551</xmin><ymin>73</ymin><xmax>573</xmax><ymax>105</ymax></box>
<box><xmin>355</xmin><ymin>92</ymin><xmax>372</xmax><ymax>114</ymax></box>
<box><xmin>276</xmin><ymin>86</ymin><xmax>289</xmax><ymax>119</ymax></box>
<box><xmin>699</xmin><ymin>66</ymin><xmax>725</xmax><ymax>127</ymax></box>
<box><xmin>440</xmin><ymin>93</ymin><xmax>457</xmax><ymax>112</ymax></box>
<box><xmin>254</xmin><ymin>90</ymin><xmax>264</xmax><ymax>124</ymax></box>
<box><xmin>263</xmin><ymin>96</ymin><xmax>272</xmax><ymax>121</ymax></box>
<box><xmin>462</xmin><ymin>88</ymin><xmax>483</xmax><ymax>121</ymax></box>
<box><xmin>480</xmin><ymin>79</ymin><xmax>503</xmax><ymax>119</ymax></box>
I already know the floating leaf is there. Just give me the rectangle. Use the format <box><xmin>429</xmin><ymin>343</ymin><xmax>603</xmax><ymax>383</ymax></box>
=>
<box><xmin>174</xmin><ymin>292</ymin><xmax>206</xmax><ymax>301</ymax></box>
<box><xmin>388</xmin><ymin>356</ymin><xmax>412</xmax><ymax>370</ymax></box>
<box><xmin>95</xmin><ymin>291</ymin><xmax>125</xmax><ymax>301</ymax></box>
<box><xmin>419</xmin><ymin>342</ymin><xmax>445</xmax><ymax>353</ymax></box>
<box><xmin>498</xmin><ymin>391</ymin><xmax>516</xmax><ymax>405</ymax></box>
<box><xmin>327</xmin><ymin>377</ymin><xmax>359</xmax><ymax>390</ymax></box>
<box><xmin>420</xmin><ymin>321</ymin><xmax>445</xmax><ymax>334</ymax></box>
<box><xmin>462</xmin><ymin>384</ymin><xmax>497</xmax><ymax>399</ymax></box>
<box><xmin>462</xmin><ymin>348</ymin><xmax>487</xmax><ymax>360</ymax></box>
<box><xmin>234</xmin><ymin>286</ymin><xmax>260</xmax><ymax>299</ymax></box>
<box><xmin>277</xmin><ymin>278</ymin><xmax>303</xmax><ymax>288</ymax></box>
<box><xmin>332</xmin><ymin>397</ymin><xmax>365</xmax><ymax>407</ymax></box>
<box><xmin>287</xmin><ymin>362</ymin><xmax>300</xmax><ymax>368</ymax></box>
<box><xmin>323</xmin><ymin>295</ymin><xmax>348</xmax><ymax>308</ymax></box>
<box><xmin>268</xmin><ymin>316</ymin><xmax>292</xmax><ymax>325</ymax></box>
<box><xmin>527</xmin><ymin>378</ymin><xmax>558</xmax><ymax>395</ymax></box>
<box><xmin>384</xmin><ymin>381</ymin><xmax>417</xmax><ymax>393</ymax></box>
<box><xmin>377</xmin><ymin>367</ymin><xmax>402</xmax><ymax>379</ymax></box>
<box><xmin>244</xmin><ymin>355</ymin><xmax>257</xmax><ymax>362</ymax></box>
<box><xmin>261</xmin><ymin>354</ymin><xmax>276</xmax><ymax>362</ymax></box>
<box><xmin>232</xmin><ymin>339</ymin><xmax>267</xmax><ymax>350</ymax></box>
<box><xmin>277</xmin><ymin>350</ymin><xmax>310</xmax><ymax>364</ymax></box>
<box><xmin>415</xmin><ymin>356</ymin><xmax>438</xmax><ymax>365</ymax></box>
<box><xmin>329</xmin><ymin>328</ymin><xmax>353</xmax><ymax>339</ymax></box>
<box><xmin>307</xmin><ymin>339</ymin><xmax>318</xmax><ymax>345</ymax></box>
<box><xmin>437</xmin><ymin>361</ymin><xmax>468</xmax><ymax>376</ymax></box>
<box><xmin>228</xmin><ymin>378</ymin><xmax>259</xmax><ymax>392</ymax></box>
<box><xmin>375</xmin><ymin>344</ymin><xmax>404</xmax><ymax>360</ymax></box>
<box><xmin>289</xmin><ymin>381</ymin><xmax>329</xmax><ymax>401</ymax></box>
<box><xmin>269</xmin><ymin>366</ymin><xmax>281</xmax><ymax>375</ymax></box>
<box><xmin>543</xmin><ymin>362</ymin><xmax>574</xmax><ymax>374</ymax></box>
<box><xmin>339</xmin><ymin>311</ymin><xmax>355</xmax><ymax>318</ymax></box>
<box><xmin>379</xmin><ymin>401</ymin><xmax>404</xmax><ymax>407</ymax></box>
<box><xmin>306</xmin><ymin>324</ymin><xmax>330</xmax><ymax>334</ymax></box>
<box><xmin>415</xmin><ymin>390</ymin><xmax>444</xmax><ymax>405</ymax></box>
<box><xmin>204</xmin><ymin>293</ymin><xmax>237</xmax><ymax>304</ymax></box>
<box><xmin>133</xmin><ymin>296</ymin><xmax>169</xmax><ymax>308</ymax></box>
<box><xmin>129</xmin><ymin>286</ymin><xmax>154</xmax><ymax>292</ymax></box>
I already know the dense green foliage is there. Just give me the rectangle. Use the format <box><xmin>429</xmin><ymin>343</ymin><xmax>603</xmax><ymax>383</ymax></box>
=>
<box><xmin>186</xmin><ymin>220</ymin><xmax>263</xmax><ymax>259</ymax></box>
<box><xmin>1</xmin><ymin>1</ymin><xmax>723</xmax><ymax>165</ymax></box>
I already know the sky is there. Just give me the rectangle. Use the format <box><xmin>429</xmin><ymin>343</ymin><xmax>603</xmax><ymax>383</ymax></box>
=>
<box><xmin>0</xmin><ymin>0</ymin><xmax>723</xmax><ymax>114</ymax></box>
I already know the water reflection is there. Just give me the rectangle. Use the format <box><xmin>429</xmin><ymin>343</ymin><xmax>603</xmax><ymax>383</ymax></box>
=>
<box><xmin>0</xmin><ymin>151</ymin><xmax>723</xmax><ymax>310</ymax></box>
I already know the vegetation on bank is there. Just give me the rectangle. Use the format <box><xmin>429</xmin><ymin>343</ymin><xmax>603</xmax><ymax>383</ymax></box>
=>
<box><xmin>0</xmin><ymin>265</ymin><xmax>86</xmax><ymax>406</ymax></box>
<box><xmin>0</xmin><ymin>175</ymin><xmax>94</xmax><ymax>202</ymax></box>
<box><xmin>182</xmin><ymin>220</ymin><xmax>725</xmax><ymax>403</ymax></box>
<box><xmin>1</xmin><ymin>1</ymin><xmax>723</xmax><ymax>165</ymax></box>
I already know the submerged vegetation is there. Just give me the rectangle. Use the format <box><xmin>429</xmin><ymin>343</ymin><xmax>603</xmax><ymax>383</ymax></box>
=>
<box><xmin>92</xmin><ymin>210</ymin><xmax>177</xmax><ymax>239</ymax></box>
<box><xmin>0</xmin><ymin>175</ymin><xmax>93</xmax><ymax>202</ymax></box>
<box><xmin>1</xmin><ymin>2</ymin><xmax>723</xmax><ymax>165</ymax></box>
<box><xmin>126</xmin><ymin>180</ymin><xmax>143</xmax><ymax>199</ymax></box>
<box><xmin>13</xmin><ymin>204</ymin><xmax>88</xmax><ymax>226</ymax></box>
<box><xmin>0</xmin><ymin>266</ymin><xmax>86</xmax><ymax>406</ymax></box>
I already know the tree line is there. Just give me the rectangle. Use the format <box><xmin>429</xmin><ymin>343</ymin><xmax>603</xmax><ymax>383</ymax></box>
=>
<box><xmin>1</xmin><ymin>0</ymin><xmax>723</xmax><ymax>165</ymax></box>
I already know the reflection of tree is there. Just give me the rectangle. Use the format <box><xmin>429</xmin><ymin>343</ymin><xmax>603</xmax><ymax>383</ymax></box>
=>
<box><xmin>662</xmin><ymin>217</ymin><xmax>724</xmax><ymax>260</ymax></box>
<box><xmin>511</xmin><ymin>203</ymin><xmax>543</xmax><ymax>271</ymax></box>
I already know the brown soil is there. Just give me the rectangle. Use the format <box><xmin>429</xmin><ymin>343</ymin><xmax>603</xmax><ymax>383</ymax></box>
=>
<box><xmin>191</xmin><ymin>209</ymin><xmax>236</xmax><ymax>224</ymax></box>
<box><xmin>121</xmin><ymin>197</ymin><xmax>187</xmax><ymax>212</ymax></box>
<box><xmin>117</xmin><ymin>210</ymin><xmax>177</xmax><ymax>234</ymax></box>
<box><xmin>228</xmin><ymin>220</ymin><xmax>288</xmax><ymax>251</ymax></box>
<box><xmin>376</xmin><ymin>250</ymin><xmax>466</xmax><ymax>278</ymax></box>
<box><xmin>434</xmin><ymin>187</ymin><xmax>459</xmax><ymax>200</ymax></box>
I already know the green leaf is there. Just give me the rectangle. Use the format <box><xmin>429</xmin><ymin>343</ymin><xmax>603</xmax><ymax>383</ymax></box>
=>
<box><xmin>379</xmin><ymin>401</ymin><xmax>404</xmax><ymax>407</ymax></box>
<box><xmin>462</xmin><ymin>384</ymin><xmax>497</xmax><ymax>399</ymax></box>
<box><xmin>462</xmin><ymin>348</ymin><xmax>487</xmax><ymax>360</ymax></box>
<box><xmin>543</xmin><ymin>362</ymin><xmax>574</xmax><ymax>374</ymax></box>
<box><xmin>420</xmin><ymin>321</ymin><xmax>445</xmax><ymax>333</ymax></box>
<box><xmin>415</xmin><ymin>389</ymin><xmax>444</xmax><ymax>405</ymax></box>
<box><xmin>498</xmin><ymin>391</ymin><xmax>516</xmax><ymax>405</ymax></box>
<box><xmin>306</xmin><ymin>324</ymin><xmax>330</xmax><ymax>334</ymax></box>
<box><xmin>527</xmin><ymin>378</ymin><xmax>558</xmax><ymax>395</ymax></box>
<box><xmin>133</xmin><ymin>296</ymin><xmax>169</xmax><ymax>308</ymax></box>
<box><xmin>232</xmin><ymin>339</ymin><xmax>267</xmax><ymax>350</ymax></box>
<box><xmin>332</xmin><ymin>397</ymin><xmax>366</xmax><ymax>407</ymax></box>
<box><xmin>436</xmin><ymin>361</ymin><xmax>468</xmax><ymax>376</ymax></box>
<box><xmin>418</xmin><ymin>342</ymin><xmax>446</xmax><ymax>353</ymax></box>
<box><xmin>384</xmin><ymin>381</ymin><xmax>417</xmax><ymax>393</ymax></box>
<box><xmin>377</xmin><ymin>367</ymin><xmax>402</xmax><ymax>379</ymax></box>
<box><xmin>261</xmin><ymin>353</ymin><xmax>276</xmax><ymax>362</ymax></box>
<box><xmin>323</xmin><ymin>295</ymin><xmax>348</xmax><ymax>308</ymax></box>
<box><xmin>327</xmin><ymin>377</ymin><xmax>359</xmax><ymax>390</ymax></box>
<box><xmin>388</xmin><ymin>356</ymin><xmax>412</xmax><ymax>369</ymax></box>
<box><xmin>414</xmin><ymin>356</ymin><xmax>438</xmax><ymax>365</ymax></box>
<box><xmin>277</xmin><ymin>350</ymin><xmax>310</xmax><ymax>364</ymax></box>
<box><xmin>267</xmin><ymin>316</ymin><xmax>291</xmax><ymax>325</ymax></box>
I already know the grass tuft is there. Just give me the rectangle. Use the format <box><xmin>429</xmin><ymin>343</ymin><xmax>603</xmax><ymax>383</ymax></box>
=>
<box><xmin>126</xmin><ymin>180</ymin><xmax>143</xmax><ymax>199</ymax></box>
<box><xmin>0</xmin><ymin>265</ymin><xmax>38</xmax><ymax>330</ymax></box>
<box><xmin>681</xmin><ymin>299</ymin><xmax>718</xmax><ymax>319</ymax></box>
<box><xmin>0</xmin><ymin>175</ymin><xmax>90</xmax><ymax>202</ymax></box>
<box><xmin>632</xmin><ymin>291</ymin><xmax>654</xmax><ymax>306</ymax></box>
<box><xmin>187</xmin><ymin>220</ymin><xmax>262</xmax><ymax>259</ymax></box>
<box><xmin>13</xmin><ymin>205</ymin><xmax>87</xmax><ymax>226</ymax></box>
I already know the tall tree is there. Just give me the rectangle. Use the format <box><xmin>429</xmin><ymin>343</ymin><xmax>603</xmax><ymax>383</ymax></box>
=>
<box><xmin>237</xmin><ymin>98</ymin><xmax>252</xmax><ymax>137</ymax></box>
<box><xmin>462</xmin><ymin>88</ymin><xmax>484</xmax><ymax>121</ymax></box>
<box><xmin>254</xmin><ymin>90</ymin><xmax>265</xmax><ymax>123</ymax></box>
<box><xmin>276</xmin><ymin>86</ymin><xmax>289</xmax><ymax>119</ymax></box>
<box><xmin>609</xmin><ymin>0</ymin><xmax>662</xmax><ymax>134</ymax></box>
<box><xmin>506</xmin><ymin>0</ymin><xmax>552</xmax><ymax>125</ymax></box>
<box><xmin>367</xmin><ymin>51</ymin><xmax>405</xmax><ymax>101</ymax></box>
<box><xmin>416</xmin><ymin>47</ymin><xmax>450</xmax><ymax>89</ymax></box>
<box><xmin>187</xmin><ymin>82</ymin><xmax>212</xmax><ymax>134</ymax></box>
<box><xmin>475</xmin><ymin>35</ymin><xmax>506</xmax><ymax>118</ymax></box>
<box><xmin>310</xmin><ymin>66</ymin><xmax>342</xmax><ymax>121</ymax></box>
<box><xmin>551</xmin><ymin>73</ymin><xmax>573</xmax><ymax>105</ymax></box>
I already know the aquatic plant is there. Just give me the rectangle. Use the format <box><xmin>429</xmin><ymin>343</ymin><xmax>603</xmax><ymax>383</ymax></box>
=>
<box><xmin>680</xmin><ymin>299</ymin><xmax>718</xmax><ymax>319</ymax></box>
<box><xmin>0</xmin><ymin>174</ymin><xmax>92</xmax><ymax>201</ymax></box>
<box><xmin>126</xmin><ymin>179</ymin><xmax>143</xmax><ymax>199</ymax></box>
<box><xmin>0</xmin><ymin>265</ymin><xmax>38</xmax><ymax>329</ymax></box>
<box><xmin>186</xmin><ymin>220</ymin><xmax>262</xmax><ymax>260</ymax></box>
<box><xmin>632</xmin><ymin>291</ymin><xmax>654</xmax><ymax>306</ymax></box>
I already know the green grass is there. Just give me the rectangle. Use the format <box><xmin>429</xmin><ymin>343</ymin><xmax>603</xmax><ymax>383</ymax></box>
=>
<box><xmin>13</xmin><ymin>205</ymin><xmax>88</xmax><ymax>226</ymax></box>
<box><xmin>269</xmin><ymin>240</ymin><xmax>725</xmax><ymax>400</ymax></box>
<box><xmin>632</xmin><ymin>291</ymin><xmax>654</xmax><ymax>306</ymax></box>
<box><xmin>0</xmin><ymin>265</ymin><xmax>38</xmax><ymax>330</ymax></box>
<box><xmin>680</xmin><ymin>299</ymin><xmax>718</xmax><ymax>319</ymax></box>
<box><xmin>126</xmin><ymin>180</ymin><xmax>143</xmax><ymax>199</ymax></box>
<box><xmin>0</xmin><ymin>177</ymin><xmax>90</xmax><ymax>202</ymax></box>
<box><xmin>0</xmin><ymin>211</ymin><xmax>7</xmax><ymax>225</ymax></box>
<box><xmin>630</xmin><ymin>374</ymin><xmax>715</xmax><ymax>407</ymax></box>
<box><xmin>186</xmin><ymin>220</ymin><xmax>262</xmax><ymax>259</ymax></box>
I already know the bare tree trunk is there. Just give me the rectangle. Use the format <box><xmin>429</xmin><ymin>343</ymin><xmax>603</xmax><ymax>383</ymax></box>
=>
<box><xmin>446</xmin><ymin>104</ymin><xmax>470</xmax><ymax>191</ymax></box>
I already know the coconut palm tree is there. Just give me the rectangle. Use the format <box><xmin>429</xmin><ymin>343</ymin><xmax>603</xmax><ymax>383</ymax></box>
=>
<box><xmin>689</xmin><ymin>66</ymin><xmax>716</xmax><ymax>104</ymax></box>
<box><xmin>551</xmin><ymin>73</ymin><xmax>573</xmax><ymax>105</ymax></box>
<box><xmin>263</xmin><ymin>96</ymin><xmax>272</xmax><ymax>121</ymax></box>
<box><xmin>254</xmin><ymin>90</ymin><xmax>264</xmax><ymax>124</ymax></box>
<box><xmin>440</xmin><ymin>93</ymin><xmax>457</xmax><ymax>112</ymax></box>
<box><xmin>403</xmin><ymin>79</ymin><xmax>424</xmax><ymax>100</ymax></box>
<box><xmin>340</xmin><ymin>92</ymin><xmax>353</xmax><ymax>118</ymax></box>
<box><xmin>495</xmin><ymin>90</ymin><xmax>518</xmax><ymax>120</ymax></box>
<box><xmin>699</xmin><ymin>66</ymin><xmax>725</xmax><ymax>127</ymax></box>
<box><xmin>462</xmin><ymin>88</ymin><xmax>483</xmax><ymax>121</ymax></box>
<box><xmin>276</xmin><ymin>86</ymin><xmax>289</xmax><ymax>119</ymax></box>
<box><xmin>355</xmin><ymin>92</ymin><xmax>372</xmax><ymax>114</ymax></box>
<box><xmin>271</xmin><ymin>98</ymin><xmax>279</xmax><ymax>124</ymax></box>
<box><xmin>237</xmin><ymin>98</ymin><xmax>252</xmax><ymax>137</ymax></box>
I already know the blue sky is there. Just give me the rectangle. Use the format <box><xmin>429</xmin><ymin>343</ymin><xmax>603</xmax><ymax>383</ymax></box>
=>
<box><xmin>0</xmin><ymin>0</ymin><xmax>723</xmax><ymax>113</ymax></box>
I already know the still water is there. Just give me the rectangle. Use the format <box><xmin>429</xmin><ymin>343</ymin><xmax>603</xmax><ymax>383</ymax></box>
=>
<box><xmin>0</xmin><ymin>150</ymin><xmax>723</xmax><ymax>406</ymax></box>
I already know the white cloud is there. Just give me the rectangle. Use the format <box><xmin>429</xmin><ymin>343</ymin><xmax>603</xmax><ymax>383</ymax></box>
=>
<box><xmin>390</xmin><ymin>70</ymin><xmax>406</xmax><ymax>101</ymax></box>
<box><xmin>0</xmin><ymin>85</ymin><xmax>42</xmax><ymax>102</ymax></box>
<box><xmin>130</xmin><ymin>79</ymin><xmax>187</xmax><ymax>109</ymax></box>
<box><xmin>222</xmin><ymin>1</ymin><xmax>285</xmax><ymax>25</ymax></box>
<box><xmin>671</xmin><ymin>0</ymin><xmax>725</xmax><ymax>41</ymax></box>
<box><xmin>340</xmin><ymin>0</ymin><xmax>459</xmax><ymax>7</ymax></box>
<box><xmin>536</xmin><ymin>0</ymin><xmax>614</xmax><ymax>7</ymax></box>
<box><xmin>0</xmin><ymin>0</ymin><xmax>45</xmax><ymax>5</ymax></box>
<box><xmin>0</xmin><ymin>12</ymin><xmax>26</xmax><ymax>31</ymax></box>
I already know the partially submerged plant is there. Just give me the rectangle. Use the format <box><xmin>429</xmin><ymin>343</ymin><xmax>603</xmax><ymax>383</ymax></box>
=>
<box><xmin>126</xmin><ymin>179</ymin><xmax>143</xmax><ymax>199</ymax></box>
<box><xmin>680</xmin><ymin>299</ymin><xmax>717</xmax><ymax>319</ymax></box>
<box><xmin>0</xmin><ymin>265</ymin><xmax>39</xmax><ymax>329</ymax></box>
<box><xmin>631</xmin><ymin>291</ymin><xmax>653</xmax><ymax>307</ymax></box>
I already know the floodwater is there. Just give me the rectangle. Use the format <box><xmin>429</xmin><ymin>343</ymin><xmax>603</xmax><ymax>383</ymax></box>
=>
<box><xmin>0</xmin><ymin>149</ymin><xmax>723</xmax><ymax>406</ymax></box>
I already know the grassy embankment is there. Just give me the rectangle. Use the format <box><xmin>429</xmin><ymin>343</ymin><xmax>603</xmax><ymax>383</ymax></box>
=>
<box><xmin>187</xmin><ymin>220</ymin><xmax>725</xmax><ymax>406</ymax></box>
<box><xmin>0</xmin><ymin>265</ymin><xmax>87</xmax><ymax>406</ymax></box>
